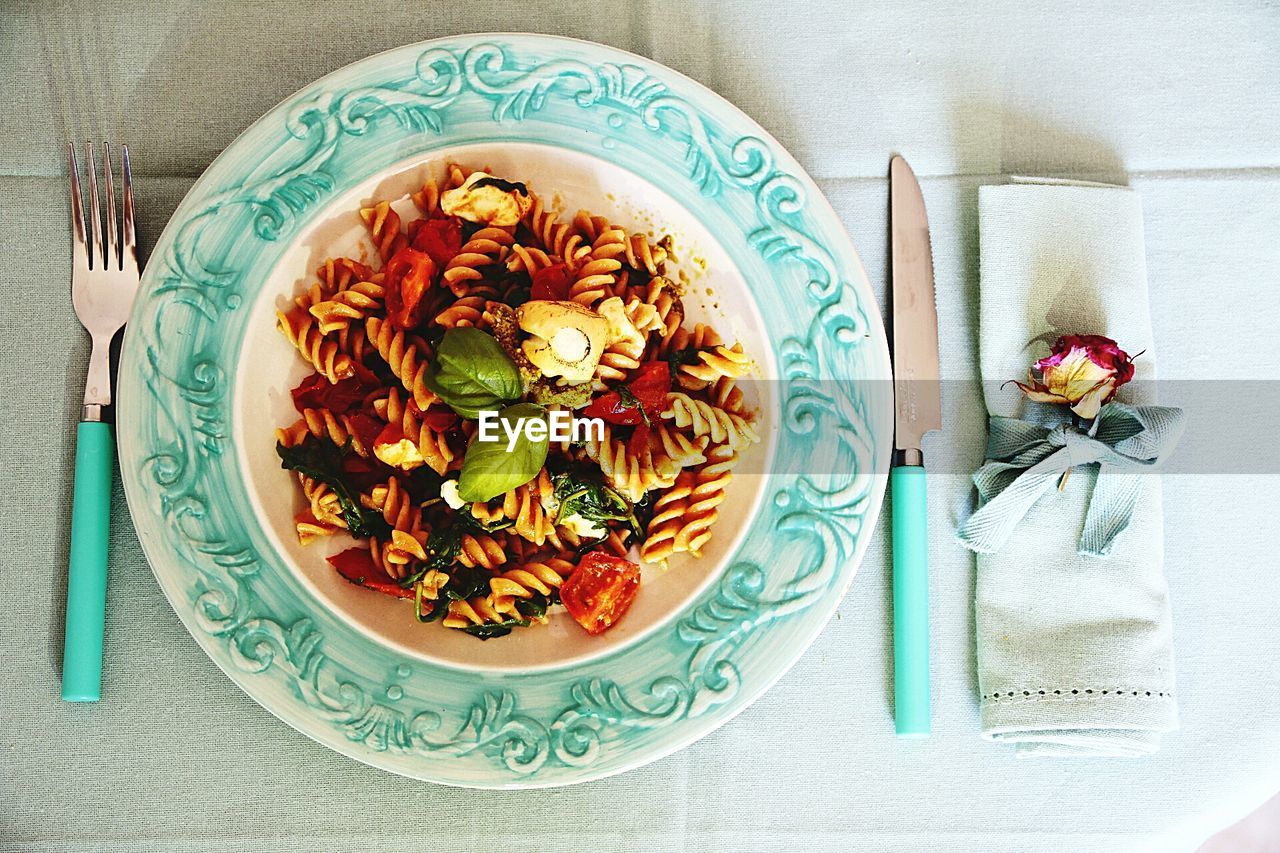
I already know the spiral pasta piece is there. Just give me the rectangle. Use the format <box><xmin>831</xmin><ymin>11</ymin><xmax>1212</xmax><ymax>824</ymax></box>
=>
<box><xmin>707</xmin><ymin>376</ymin><xmax>747</xmax><ymax>415</ymax></box>
<box><xmin>442</xmin><ymin>227</ymin><xmax>513</xmax><ymax>296</ymax></box>
<box><xmin>641</xmin><ymin>277</ymin><xmax>684</xmax><ymax>343</ymax></box>
<box><xmin>505</xmin><ymin>243</ymin><xmax>557</xmax><ymax>275</ymax></box>
<box><xmin>640</xmin><ymin>471</ymin><xmax>694</xmax><ymax>565</ymax></box>
<box><xmin>316</xmin><ymin>257</ymin><xmax>372</xmax><ymax>293</ymax></box>
<box><xmin>443</xmin><ymin>595</ymin><xmax>514</xmax><ymax>629</ymax></box>
<box><xmin>523</xmin><ymin>195</ymin><xmax>589</xmax><ymax>263</ymax></box>
<box><xmin>678</xmin><ymin>341</ymin><xmax>753</xmax><ymax>387</ymax></box>
<box><xmin>373</xmin><ymin>387</ymin><xmax>456</xmax><ymax>475</ymax></box>
<box><xmin>653</xmin><ymin>422</ymin><xmax>710</xmax><ymax>469</ymax></box>
<box><xmin>620</xmin><ymin>232</ymin><xmax>668</xmax><ymax>276</ymax></box>
<box><xmin>294</xmin><ymin>509</ymin><xmax>341</xmax><ymax>546</ymax></box>
<box><xmin>676</xmin><ymin>445</ymin><xmax>738</xmax><ymax>555</ymax></box>
<box><xmin>275</xmin><ymin>307</ymin><xmax>354</xmax><ymax>383</ymax></box>
<box><xmin>661</xmin><ymin>393</ymin><xmax>760</xmax><ymax>450</ymax></box>
<box><xmin>487</xmin><ymin>469</ymin><xmax>558</xmax><ymax>546</ymax></box>
<box><xmin>369</xmin><ymin>529</ymin><xmax>430</xmax><ymax>580</ymax></box>
<box><xmin>301</xmin><ymin>475</ymin><xmax>346</xmax><ymax>528</ymax></box>
<box><xmin>309</xmin><ymin>280</ymin><xmax>385</xmax><ymax>334</ymax></box>
<box><xmin>411</xmin><ymin>177</ymin><xmax>441</xmax><ymax>216</ymax></box>
<box><xmin>359</xmin><ymin>201</ymin><xmax>406</xmax><ymax>261</ymax></box>
<box><xmin>365</xmin><ymin>316</ymin><xmax>437</xmax><ymax>411</ymax></box>
<box><xmin>489</xmin><ymin>557</ymin><xmax>575</xmax><ymax>599</ymax></box>
<box><xmin>568</xmin><ymin>231</ymin><xmax>626</xmax><ymax>307</ymax></box>
<box><xmin>593</xmin><ymin>296</ymin><xmax>647</xmax><ymax>386</ymax></box>
<box><xmin>455</xmin><ymin>532</ymin><xmax>507</xmax><ymax>570</ymax></box>
<box><xmin>583</xmin><ymin>425</ymin><xmax>678</xmax><ymax>503</ymax></box>
<box><xmin>430</xmin><ymin>295</ymin><xmax>486</xmax><ymax>329</ymax></box>
<box><xmin>276</xmin><ymin>407</ymin><xmax>372</xmax><ymax>457</ymax></box>
<box><xmin>363</xmin><ymin>476</ymin><xmax>422</xmax><ymax>533</ymax></box>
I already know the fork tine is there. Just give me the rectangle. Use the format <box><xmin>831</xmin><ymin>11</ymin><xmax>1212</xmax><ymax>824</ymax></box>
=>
<box><xmin>121</xmin><ymin>145</ymin><xmax>136</xmax><ymax>269</ymax></box>
<box><xmin>67</xmin><ymin>143</ymin><xmax>88</xmax><ymax>265</ymax></box>
<box><xmin>84</xmin><ymin>141</ymin><xmax>102</xmax><ymax>270</ymax></box>
<box><xmin>102</xmin><ymin>143</ymin><xmax>118</xmax><ymax>271</ymax></box>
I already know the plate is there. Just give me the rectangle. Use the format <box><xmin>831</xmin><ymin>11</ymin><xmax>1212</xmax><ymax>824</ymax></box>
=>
<box><xmin>118</xmin><ymin>33</ymin><xmax>892</xmax><ymax>788</ymax></box>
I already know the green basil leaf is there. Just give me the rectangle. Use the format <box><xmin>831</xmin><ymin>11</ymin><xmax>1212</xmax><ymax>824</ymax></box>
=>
<box><xmin>470</xmin><ymin>176</ymin><xmax>529</xmax><ymax>196</ymax></box>
<box><xmin>424</xmin><ymin>327</ymin><xmax>523</xmax><ymax>419</ymax></box>
<box><xmin>456</xmin><ymin>403</ymin><xmax>549</xmax><ymax>502</ymax></box>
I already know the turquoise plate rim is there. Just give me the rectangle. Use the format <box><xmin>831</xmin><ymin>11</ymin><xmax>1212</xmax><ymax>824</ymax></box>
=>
<box><xmin>117</xmin><ymin>32</ymin><xmax>893</xmax><ymax>788</ymax></box>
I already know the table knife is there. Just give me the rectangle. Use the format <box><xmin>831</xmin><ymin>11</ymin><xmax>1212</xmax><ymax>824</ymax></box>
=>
<box><xmin>889</xmin><ymin>155</ymin><xmax>941</xmax><ymax>737</ymax></box>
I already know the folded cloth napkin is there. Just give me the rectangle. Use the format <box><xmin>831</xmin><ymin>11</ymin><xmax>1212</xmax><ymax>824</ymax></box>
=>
<box><xmin>974</xmin><ymin>177</ymin><xmax>1178</xmax><ymax>757</ymax></box>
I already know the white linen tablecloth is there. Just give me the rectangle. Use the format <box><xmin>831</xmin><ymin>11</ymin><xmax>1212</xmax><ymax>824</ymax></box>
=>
<box><xmin>3</xmin><ymin>2</ymin><xmax>1278</xmax><ymax>850</ymax></box>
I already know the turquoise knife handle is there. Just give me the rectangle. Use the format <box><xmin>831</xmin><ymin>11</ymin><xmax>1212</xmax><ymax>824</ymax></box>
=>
<box><xmin>892</xmin><ymin>463</ymin><xmax>931</xmax><ymax>737</ymax></box>
<box><xmin>62</xmin><ymin>420</ymin><xmax>114</xmax><ymax>702</ymax></box>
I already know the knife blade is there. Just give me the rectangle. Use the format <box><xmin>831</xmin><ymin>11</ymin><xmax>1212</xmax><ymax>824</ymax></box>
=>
<box><xmin>891</xmin><ymin>155</ymin><xmax>942</xmax><ymax>456</ymax></box>
<box><xmin>888</xmin><ymin>155</ymin><xmax>940</xmax><ymax>738</ymax></box>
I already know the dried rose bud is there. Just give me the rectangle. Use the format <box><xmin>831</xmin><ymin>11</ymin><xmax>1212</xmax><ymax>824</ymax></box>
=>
<box><xmin>1014</xmin><ymin>334</ymin><xmax>1136</xmax><ymax>419</ymax></box>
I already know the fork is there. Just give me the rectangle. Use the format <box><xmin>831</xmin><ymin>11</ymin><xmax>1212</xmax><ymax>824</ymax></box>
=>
<box><xmin>63</xmin><ymin>142</ymin><xmax>139</xmax><ymax>702</ymax></box>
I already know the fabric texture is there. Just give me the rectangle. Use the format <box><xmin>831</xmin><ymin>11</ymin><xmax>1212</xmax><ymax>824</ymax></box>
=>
<box><xmin>975</xmin><ymin>179</ymin><xmax>1178</xmax><ymax>756</ymax></box>
<box><xmin>4</xmin><ymin>2</ymin><xmax>1280</xmax><ymax>851</ymax></box>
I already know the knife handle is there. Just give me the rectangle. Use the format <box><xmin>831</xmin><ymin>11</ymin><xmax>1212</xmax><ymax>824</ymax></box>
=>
<box><xmin>62</xmin><ymin>420</ymin><xmax>114</xmax><ymax>702</ymax></box>
<box><xmin>892</xmin><ymin>463</ymin><xmax>931</xmax><ymax>737</ymax></box>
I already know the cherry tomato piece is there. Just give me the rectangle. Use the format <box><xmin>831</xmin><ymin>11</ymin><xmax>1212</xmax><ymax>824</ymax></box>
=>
<box><xmin>530</xmin><ymin>263</ymin><xmax>572</xmax><ymax>301</ymax></box>
<box><xmin>409</xmin><ymin>216</ymin><xmax>463</xmax><ymax>267</ymax></box>
<box><xmin>384</xmin><ymin>246</ymin><xmax>436</xmax><ymax>330</ymax></box>
<box><xmin>328</xmin><ymin>547</ymin><xmax>413</xmax><ymax>599</ymax></box>
<box><xmin>560</xmin><ymin>552</ymin><xmax>641</xmax><ymax>635</ymax></box>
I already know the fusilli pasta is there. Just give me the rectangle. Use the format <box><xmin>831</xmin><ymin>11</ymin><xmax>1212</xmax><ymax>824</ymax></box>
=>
<box><xmin>273</xmin><ymin>163</ymin><xmax>759</xmax><ymax>641</ymax></box>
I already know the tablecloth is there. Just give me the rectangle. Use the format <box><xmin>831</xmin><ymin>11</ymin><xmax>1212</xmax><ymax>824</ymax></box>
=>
<box><xmin>3</xmin><ymin>2</ymin><xmax>1278</xmax><ymax>851</ymax></box>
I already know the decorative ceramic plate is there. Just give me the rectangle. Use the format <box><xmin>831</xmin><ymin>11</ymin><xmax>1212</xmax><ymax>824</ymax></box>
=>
<box><xmin>118</xmin><ymin>33</ymin><xmax>891</xmax><ymax>788</ymax></box>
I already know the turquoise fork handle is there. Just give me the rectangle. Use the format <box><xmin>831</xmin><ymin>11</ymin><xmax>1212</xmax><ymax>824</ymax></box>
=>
<box><xmin>892</xmin><ymin>464</ymin><xmax>931</xmax><ymax>737</ymax></box>
<box><xmin>62</xmin><ymin>420</ymin><xmax>114</xmax><ymax>702</ymax></box>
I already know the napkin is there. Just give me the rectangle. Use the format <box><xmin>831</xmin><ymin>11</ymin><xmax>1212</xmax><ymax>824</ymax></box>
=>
<box><xmin>973</xmin><ymin>177</ymin><xmax>1178</xmax><ymax>757</ymax></box>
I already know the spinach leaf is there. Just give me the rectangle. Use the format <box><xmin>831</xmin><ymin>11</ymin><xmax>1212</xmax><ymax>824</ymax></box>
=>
<box><xmin>276</xmin><ymin>437</ymin><xmax>391</xmax><ymax>539</ymax></box>
<box><xmin>664</xmin><ymin>345</ymin><xmax>711</xmax><ymax>383</ymax></box>
<box><xmin>515</xmin><ymin>592</ymin><xmax>553</xmax><ymax>621</ymax></box>
<box><xmin>470</xmin><ymin>176</ymin><xmax>529</xmax><ymax>196</ymax></box>
<box><xmin>444</xmin><ymin>564</ymin><xmax>493</xmax><ymax>601</ymax></box>
<box><xmin>551</xmin><ymin>464</ymin><xmax>642</xmax><ymax>540</ymax></box>
<box><xmin>457</xmin><ymin>402</ymin><xmax>549</xmax><ymax>503</ymax></box>
<box><xmin>414</xmin><ymin>581</ymin><xmax>447</xmax><ymax>623</ymax></box>
<box><xmin>462</xmin><ymin>617</ymin><xmax>529</xmax><ymax>640</ymax></box>
<box><xmin>424</xmin><ymin>327</ymin><xmax>523</xmax><ymax>419</ymax></box>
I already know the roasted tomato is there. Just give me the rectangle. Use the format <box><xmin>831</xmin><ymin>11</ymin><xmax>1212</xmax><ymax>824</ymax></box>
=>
<box><xmin>383</xmin><ymin>246</ymin><xmax>436</xmax><ymax>330</ymax></box>
<box><xmin>290</xmin><ymin>362</ymin><xmax>381</xmax><ymax>414</ymax></box>
<box><xmin>581</xmin><ymin>362</ymin><xmax>671</xmax><ymax>426</ymax></box>
<box><xmin>409</xmin><ymin>215</ymin><xmax>463</xmax><ymax>267</ymax></box>
<box><xmin>560</xmin><ymin>552</ymin><xmax>641</xmax><ymax>635</ymax></box>
<box><xmin>328</xmin><ymin>548</ymin><xmax>412</xmax><ymax>599</ymax></box>
<box><xmin>530</xmin><ymin>263</ymin><xmax>572</xmax><ymax>301</ymax></box>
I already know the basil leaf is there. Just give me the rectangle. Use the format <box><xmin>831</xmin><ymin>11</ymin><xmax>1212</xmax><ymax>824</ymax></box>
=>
<box><xmin>424</xmin><ymin>327</ymin><xmax>523</xmax><ymax>419</ymax></box>
<box><xmin>470</xmin><ymin>176</ymin><xmax>529</xmax><ymax>196</ymax></box>
<box><xmin>615</xmin><ymin>383</ymin><xmax>650</xmax><ymax>426</ymax></box>
<box><xmin>276</xmin><ymin>437</ymin><xmax>391</xmax><ymax>539</ymax></box>
<box><xmin>457</xmin><ymin>403</ymin><xmax>549</xmax><ymax>502</ymax></box>
<box><xmin>664</xmin><ymin>345</ymin><xmax>710</xmax><ymax>382</ymax></box>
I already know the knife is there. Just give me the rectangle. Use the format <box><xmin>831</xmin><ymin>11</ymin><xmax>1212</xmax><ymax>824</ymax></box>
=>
<box><xmin>889</xmin><ymin>155</ymin><xmax>941</xmax><ymax>738</ymax></box>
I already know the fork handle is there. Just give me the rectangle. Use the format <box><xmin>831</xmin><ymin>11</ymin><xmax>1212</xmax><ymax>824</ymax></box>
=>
<box><xmin>62</xmin><ymin>420</ymin><xmax>114</xmax><ymax>702</ymax></box>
